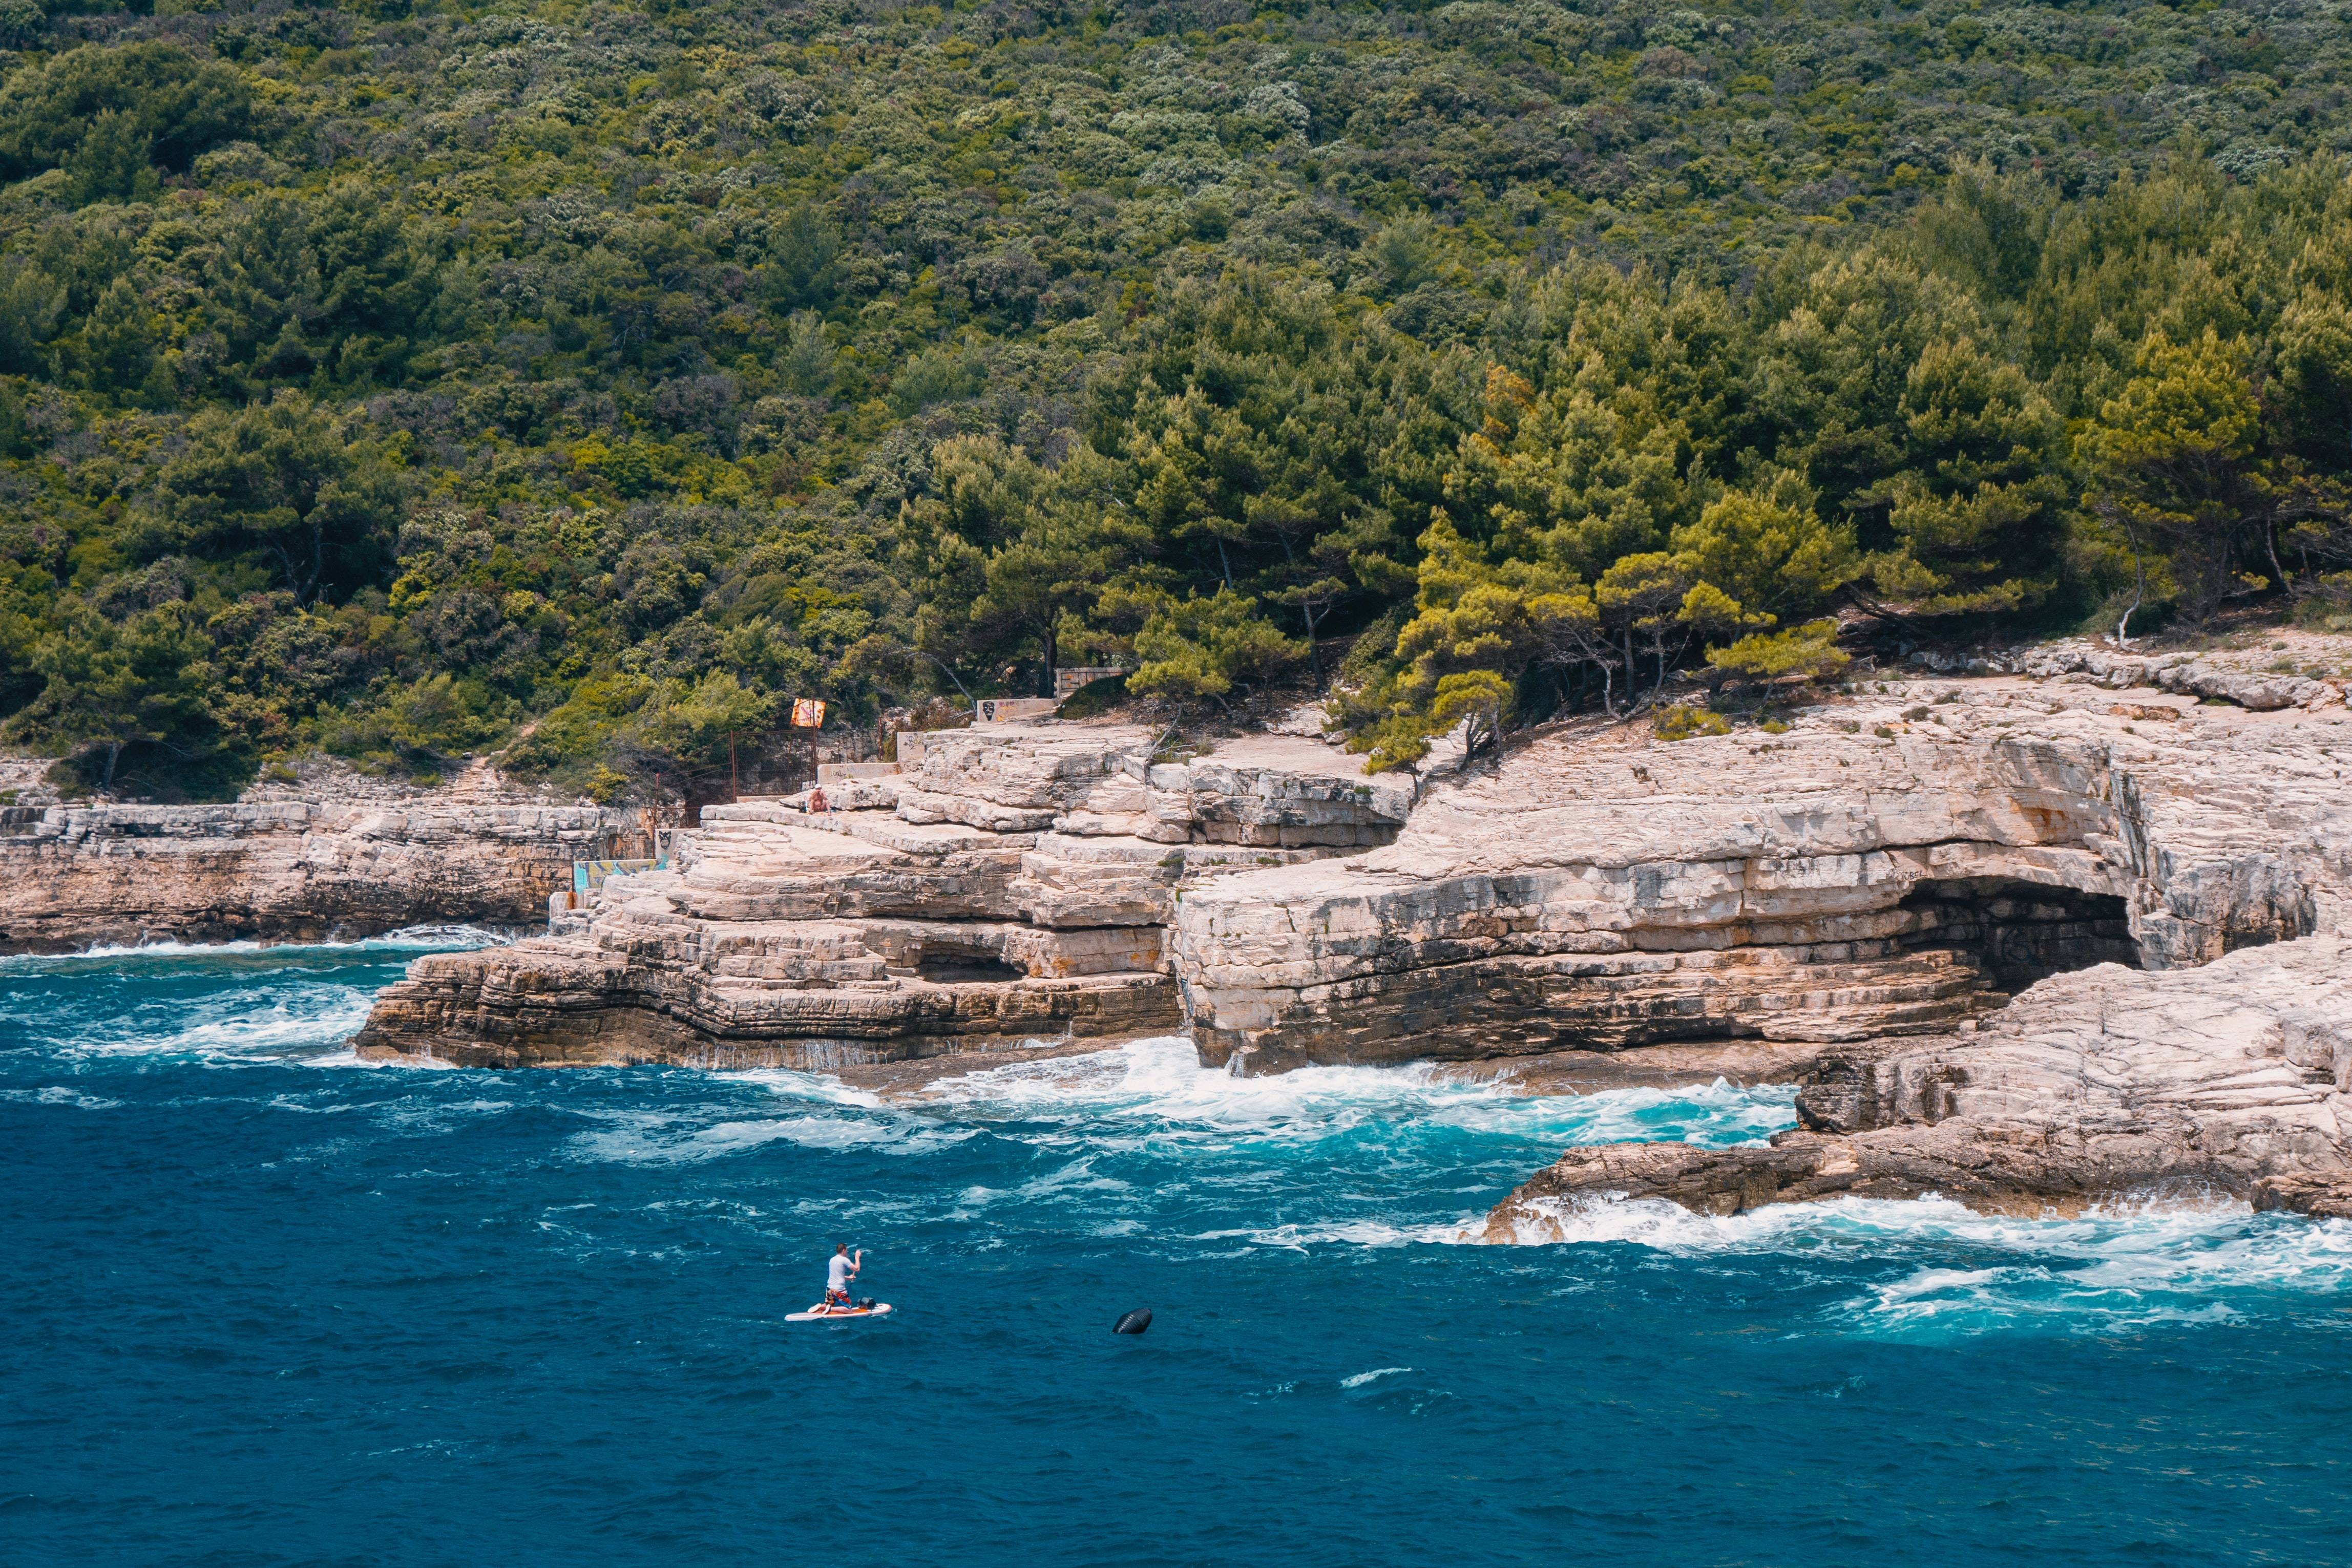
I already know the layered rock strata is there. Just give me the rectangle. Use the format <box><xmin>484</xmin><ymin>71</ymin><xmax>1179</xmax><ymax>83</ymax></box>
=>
<box><xmin>1170</xmin><ymin>677</ymin><xmax>2352</xmax><ymax>1074</ymax></box>
<box><xmin>1484</xmin><ymin>934</ymin><xmax>2352</xmax><ymax>1228</ymax></box>
<box><xmin>351</xmin><ymin>725</ymin><xmax>1411</xmax><ymax>1069</ymax></box>
<box><xmin>0</xmin><ymin>789</ymin><xmax>633</xmax><ymax>951</ymax></box>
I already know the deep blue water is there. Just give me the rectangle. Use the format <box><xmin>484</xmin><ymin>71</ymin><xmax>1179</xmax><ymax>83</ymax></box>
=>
<box><xmin>6</xmin><ymin>938</ymin><xmax>2352</xmax><ymax>1567</ymax></box>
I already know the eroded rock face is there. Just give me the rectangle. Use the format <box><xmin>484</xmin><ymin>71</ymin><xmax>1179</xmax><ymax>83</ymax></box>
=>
<box><xmin>342</xmin><ymin>641</ymin><xmax>2352</xmax><ymax>1090</ymax></box>
<box><xmin>351</xmin><ymin>725</ymin><xmax>1410</xmax><ymax>1069</ymax></box>
<box><xmin>0</xmin><ymin>796</ymin><xmax>633</xmax><ymax>952</ymax></box>
<box><xmin>1485</xmin><ymin>935</ymin><xmax>2352</xmax><ymax>1230</ymax></box>
<box><xmin>1978</xmin><ymin>636</ymin><xmax>2347</xmax><ymax>713</ymax></box>
<box><xmin>1169</xmin><ymin>679</ymin><xmax>2352</xmax><ymax>1074</ymax></box>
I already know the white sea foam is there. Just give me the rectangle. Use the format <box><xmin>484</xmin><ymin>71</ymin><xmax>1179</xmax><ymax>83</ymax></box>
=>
<box><xmin>171</xmin><ymin>993</ymin><xmax>380</xmax><ymax>1056</ymax></box>
<box><xmin>1489</xmin><ymin>1189</ymin><xmax>2352</xmax><ymax>1334</ymax></box>
<box><xmin>564</xmin><ymin>1108</ymin><xmax>975</xmax><ymax>1166</ymax></box>
<box><xmin>628</xmin><ymin>1034</ymin><xmax>1796</xmax><ymax>1188</ymax></box>
<box><xmin>1</xmin><ymin>926</ymin><xmax>500</xmax><ymax>1066</ymax></box>
<box><xmin>1340</xmin><ymin>1366</ymin><xmax>1413</xmax><ymax>1389</ymax></box>
<box><xmin>1196</xmin><ymin>1218</ymin><xmax>1479</xmax><ymax>1249</ymax></box>
<box><xmin>13</xmin><ymin>984</ymin><xmax>383</xmax><ymax>1066</ymax></box>
<box><xmin>738</xmin><ymin>1068</ymin><xmax>886</xmax><ymax>1109</ymax></box>
<box><xmin>0</xmin><ymin>924</ymin><xmax>508</xmax><ymax>968</ymax></box>
<box><xmin>302</xmin><ymin>1046</ymin><xmax>459</xmax><ymax>1070</ymax></box>
<box><xmin>909</xmin><ymin>1035</ymin><xmax>1795</xmax><ymax>1150</ymax></box>
<box><xmin>559</xmin><ymin>1033</ymin><xmax>1786</xmax><ymax>1183</ymax></box>
<box><xmin>0</xmin><ymin>1085</ymin><xmax>122</xmax><ymax>1110</ymax></box>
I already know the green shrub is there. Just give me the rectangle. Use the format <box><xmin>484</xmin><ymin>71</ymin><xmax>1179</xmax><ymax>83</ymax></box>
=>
<box><xmin>1056</xmin><ymin>671</ymin><xmax>1129</xmax><ymax>719</ymax></box>
<box><xmin>1654</xmin><ymin>703</ymin><xmax>1731</xmax><ymax>741</ymax></box>
<box><xmin>1705</xmin><ymin>620</ymin><xmax>1851</xmax><ymax>688</ymax></box>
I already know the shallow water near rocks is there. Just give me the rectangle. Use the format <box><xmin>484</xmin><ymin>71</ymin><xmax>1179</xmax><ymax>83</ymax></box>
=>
<box><xmin>5</xmin><ymin>941</ymin><xmax>2349</xmax><ymax>1566</ymax></box>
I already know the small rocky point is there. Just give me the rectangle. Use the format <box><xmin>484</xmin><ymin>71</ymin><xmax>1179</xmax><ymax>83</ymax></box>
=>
<box><xmin>1467</xmin><ymin>634</ymin><xmax>2352</xmax><ymax>1228</ymax></box>
<box><xmin>349</xmin><ymin>727</ymin><xmax>1410</xmax><ymax>1069</ymax></box>
<box><xmin>1486</xmin><ymin>936</ymin><xmax>2352</xmax><ymax>1231</ymax></box>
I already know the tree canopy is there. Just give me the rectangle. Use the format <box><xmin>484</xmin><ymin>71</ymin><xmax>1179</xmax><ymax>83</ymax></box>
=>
<box><xmin>1</xmin><ymin>0</ymin><xmax>2349</xmax><ymax>795</ymax></box>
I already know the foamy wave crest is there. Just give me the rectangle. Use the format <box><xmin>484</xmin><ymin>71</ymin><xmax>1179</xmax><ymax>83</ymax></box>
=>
<box><xmin>0</xmin><ymin>927</ymin><xmax>508</xmax><ymax>977</ymax></box>
<box><xmin>1340</xmin><ymin>1366</ymin><xmax>1413</xmax><ymax>1389</ymax></box>
<box><xmin>1489</xmin><ymin>1190</ymin><xmax>2352</xmax><ymax>1336</ymax></box>
<box><xmin>537</xmin><ymin>1069</ymin><xmax>894</xmax><ymax>1160</ymax></box>
<box><xmin>302</xmin><ymin>1047</ymin><xmax>459</xmax><ymax>1071</ymax></box>
<box><xmin>1836</xmin><ymin>1203</ymin><xmax>2352</xmax><ymax>1338</ymax></box>
<box><xmin>0</xmin><ymin>927</ymin><xmax>507</xmax><ymax>1066</ymax></box>
<box><xmin>33</xmin><ymin>984</ymin><xmax>383</xmax><ymax>1065</ymax></box>
<box><xmin>1196</xmin><ymin>1218</ymin><xmax>1480</xmax><ymax>1249</ymax></box>
<box><xmin>909</xmin><ymin>1036</ymin><xmax>1796</xmax><ymax>1151</ymax></box>
<box><xmin>736</xmin><ymin>1068</ymin><xmax>886</xmax><ymax>1109</ymax></box>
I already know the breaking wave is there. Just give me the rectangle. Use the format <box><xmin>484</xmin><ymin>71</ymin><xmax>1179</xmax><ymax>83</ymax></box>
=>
<box><xmin>0</xmin><ymin>927</ymin><xmax>498</xmax><ymax>1066</ymax></box>
<box><xmin>899</xmin><ymin>1033</ymin><xmax>1795</xmax><ymax>1149</ymax></box>
<box><xmin>1488</xmin><ymin>1189</ymin><xmax>2352</xmax><ymax>1337</ymax></box>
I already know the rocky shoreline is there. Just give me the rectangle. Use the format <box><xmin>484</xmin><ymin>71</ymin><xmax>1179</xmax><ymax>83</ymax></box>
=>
<box><xmin>1484</xmin><ymin>935</ymin><xmax>2352</xmax><ymax>1228</ymax></box>
<box><xmin>347</xmin><ymin>725</ymin><xmax>1412</xmax><ymax>1069</ymax></box>
<box><xmin>16</xmin><ymin>633</ymin><xmax>2352</xmax><ymax>1224</ymax></box>
<box><xmin>342</xmin><ymin>634</ymin><xmax>2352</xmax><ymax>1219</ymax></box>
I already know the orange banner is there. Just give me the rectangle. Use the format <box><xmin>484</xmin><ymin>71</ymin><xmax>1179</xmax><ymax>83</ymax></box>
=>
<box><xmin>790</xmin><ymin>698</ymin><xmax>827</xmax><ymax>728</ymax></box>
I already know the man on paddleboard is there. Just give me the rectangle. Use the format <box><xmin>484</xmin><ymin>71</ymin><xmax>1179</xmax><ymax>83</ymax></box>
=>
<box><xmin>824</xmin><ymin>1244</ymin><xmax>862</xmax><ymax>1310</ymax></box>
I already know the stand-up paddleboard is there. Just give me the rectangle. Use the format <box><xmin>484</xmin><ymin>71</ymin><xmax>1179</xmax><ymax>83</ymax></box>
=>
<box><xmin>787</xmin><ymin>1302</ymin><xmax>894</xmax><ymax>1322</ymax></box>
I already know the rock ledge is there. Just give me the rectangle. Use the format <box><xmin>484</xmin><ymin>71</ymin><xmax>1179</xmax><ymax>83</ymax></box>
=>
<box><xmin>1486</xmin><ymin>935</ymin><xmax>2352</xmax><ymax>1232</ymax></box>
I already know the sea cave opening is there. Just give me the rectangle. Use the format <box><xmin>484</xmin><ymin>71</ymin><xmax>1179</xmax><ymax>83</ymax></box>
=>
<box><xmin>1895</xmin><ymin>878</ymin><xmax>2139</xmax><ymax>989</ymax></box>
<box><xmin>915</xmin><ymin>946</ymin><xmax>1026</xmax><ymax>984</ymax></box>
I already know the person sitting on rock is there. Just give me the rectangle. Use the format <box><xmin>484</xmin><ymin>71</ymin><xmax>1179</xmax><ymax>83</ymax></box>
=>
<box><xmin>807</xmin><ymin>786</ymin><xmax>829</xmax><ymax>814</ymax></box>
<box><xmin>824</xmin><ymin>1243</ymin><xmax>861</xmax><ymax>1311</ymax></box>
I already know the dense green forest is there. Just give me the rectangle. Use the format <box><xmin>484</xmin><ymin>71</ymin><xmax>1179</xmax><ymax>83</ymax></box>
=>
<box><xmin>2</xmin><ymin>0</ymin><xmax>2350</xmax><ymax>796</ymax></box>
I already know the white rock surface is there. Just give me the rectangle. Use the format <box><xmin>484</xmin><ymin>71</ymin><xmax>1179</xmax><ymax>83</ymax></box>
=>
<box><xmin>1486</xmin><ymin>934</ymin><xmax>2352</xmax><ymax>1225</ymax></box>
<box><xmin>1170</xmin><ymin>672</ymin><xmax>2352</xmax><ymax>1072</ymax></box>
<box><xmin>352</xmin><ymin>723</ymin><xmax>1410</xmax><ymax>1068</ymax></box>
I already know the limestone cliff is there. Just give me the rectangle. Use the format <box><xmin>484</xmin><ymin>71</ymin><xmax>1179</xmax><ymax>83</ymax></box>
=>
<box><xmin>334</xmin><ymin>638</ymin><xmax>2352</xmax><ymax>1115</ymax></box>
<box><xmin>349</xmin><ymin>725</ymin><xmax>1410</xmax><ymax>1069</ymax></box>
<box><xmin>0</xmin><ymin>762</ymin><xmax>639</xmax><ymax>952</ymax></box>
<box><xmin>1168</xmin><ymin>671</ymin><xmax>2350</xmax><ymax>1074</ymax></box>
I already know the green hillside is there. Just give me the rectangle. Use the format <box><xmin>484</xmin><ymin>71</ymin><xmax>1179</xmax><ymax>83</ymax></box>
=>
<box><xmin>2</xmin><ymin>0</ymin><xmax>2348</xmax><ymax>796</ymax></box>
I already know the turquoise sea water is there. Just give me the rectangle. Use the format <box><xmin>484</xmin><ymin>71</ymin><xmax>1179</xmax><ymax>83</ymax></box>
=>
<box><xmin>6</xmin><ymin>938</ymin><xmax>2352</xmax><ymax>1567</ymax></box>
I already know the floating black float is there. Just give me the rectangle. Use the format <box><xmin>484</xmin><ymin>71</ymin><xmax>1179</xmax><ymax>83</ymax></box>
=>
<box><xmin>1112</xmin><ymin>1308</ymin><xmax>1152</xmax><ymax>1335</ymax></box>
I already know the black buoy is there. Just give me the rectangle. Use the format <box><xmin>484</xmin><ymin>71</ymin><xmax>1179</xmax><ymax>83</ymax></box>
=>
<box><xmin>1112</xmin><ymin>1308</ymin><xmax>1152</xmax><ymax>1336</ymax></box>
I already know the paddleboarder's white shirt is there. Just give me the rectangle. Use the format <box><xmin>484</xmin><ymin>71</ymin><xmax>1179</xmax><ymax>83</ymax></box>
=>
<box><xmin>828</xmin><ymin>1256</ymin><xmax>853</xmax><ymax>1291</ymax></box>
